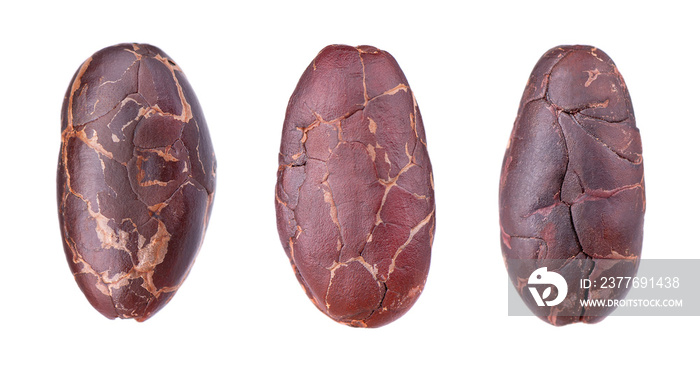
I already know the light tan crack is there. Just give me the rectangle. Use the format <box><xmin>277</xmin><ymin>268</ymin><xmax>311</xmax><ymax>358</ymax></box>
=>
<box><xmin>386</xmin><ymin>209</ymin><xmax>435</xmax><ymax>280</ymax></box>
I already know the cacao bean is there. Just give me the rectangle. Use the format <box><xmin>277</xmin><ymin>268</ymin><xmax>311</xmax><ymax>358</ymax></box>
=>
<box><xmin>275</xmin><ymin>45</ymin><xmax>435</xmax><ymax>327</ymax></box>
<box><xmin>57</xmin><ymin>43</ymin><xmax>216</xmax><ymax>321</ymax></box>
<box><xmin>499</xmin><ymin>45</ymin><xmax>644</xmax><ymax>325</ymax></box>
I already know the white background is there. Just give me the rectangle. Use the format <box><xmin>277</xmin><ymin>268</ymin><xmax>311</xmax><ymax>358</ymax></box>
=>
<box><xmin>1</xmin><ymin>1</ymin><xmax>697</xmax><ymax>372</ymax></box>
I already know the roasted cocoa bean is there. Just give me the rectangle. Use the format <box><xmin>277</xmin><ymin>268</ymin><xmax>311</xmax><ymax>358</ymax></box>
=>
<box><xmin>57</xmin><ymin>43</ymin><xmax>216</xmax><ymax>321</ymax></box>
<box><xmin>275</xmin><ymin>45</ymin><xmax>435</xmax><ymax>327</ymax></box>
<box><xmin>499</xmin><ymin>45</ymin><xmax>644</xmax><ymax>325</ymax></box>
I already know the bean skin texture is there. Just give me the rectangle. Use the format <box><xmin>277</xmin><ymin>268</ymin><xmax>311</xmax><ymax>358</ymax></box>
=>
<box><xmin>275</xmin><ymin>45</ymin><xmax>435</xmax><ymax>328</ymax></box>
<box><xmin>57</xmin><ymin>43</ymin><xmax>216</xmax><ymax>321</ymax></box>
<box><xmin>499</xmin><ymin>45</ymin><xmax>644</xmax><ymax>326</ymax></box>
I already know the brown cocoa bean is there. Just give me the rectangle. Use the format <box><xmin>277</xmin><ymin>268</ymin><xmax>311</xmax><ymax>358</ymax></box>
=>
<box><xmin>499</xmin><ymin>45</ymin><xmax>644</xmax><ymax>325</ymax></box>
<box><xmin>275</xmin><ymin>45</ymin><xmax>435</xmax><ymax>327</ymax></box>
<box><xmin>57</xmin><ymin>43</ymin><xmax>216</xmax><ymax>321</ymax></box>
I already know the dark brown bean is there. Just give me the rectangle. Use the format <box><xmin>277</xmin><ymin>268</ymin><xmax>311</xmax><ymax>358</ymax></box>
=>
<box><xmin>275</xmin><ymin>45</ymin><xmax>435</xmax><ymax>327</ymax></box>
<box><xmin>57</xmin><ymin>43</ymin><xmax>216</xmax><ymax>321</ymax></box>
<box><xmin>499</xmin><ymin>45</ymin><xmax>644</xmax><ymax>325</ymax></box>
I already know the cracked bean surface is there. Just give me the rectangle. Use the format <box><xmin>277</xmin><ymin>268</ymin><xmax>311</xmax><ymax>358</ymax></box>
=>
<box><xmin>276</xmin><ymin>45</ymin><xmax>435</xmax><ymax>327</ymax></box>
<box><xmin>499</xmin><ymin>45</ymin><xmax>644</xmax><ymax>326</ymax></box>
<box><xmin>57</xmin><ymin>43</ymin><xmax>216</xmax><ymax>321</ymax></box>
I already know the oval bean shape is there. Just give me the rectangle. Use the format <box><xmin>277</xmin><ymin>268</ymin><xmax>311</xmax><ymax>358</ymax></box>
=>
<box><xmin>57</xmin><ymin>43</ymin><xmax>216</xmax><ymax>321</ymax></box>
<box><xmin>499</xmin><ymin>45</ymin><xmax>644</xmax><ymax>326</ymax></box>
<box><xmin>276</xmin><ymin>45</ymin><xmax>435</xmax><ymax>327</ymax></box>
